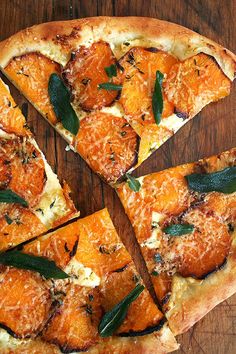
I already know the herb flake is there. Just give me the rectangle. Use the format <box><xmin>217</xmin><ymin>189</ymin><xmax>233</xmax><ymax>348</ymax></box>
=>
<box><xmin>163</xmin><ymin>223</ymin><xmax>194</xmax><ymax>236</ymax></box>
<box><xmin>105</xmin><ymin>64</ymin><xmax>117</xmax><ymax>78</ymax></box>
<box><xmin>126</xmin><ymin>173</ymin><xmax>141</xmax><ymax>192</ymax></box>
<box><xmin>4</xmin><ymin>215</ymin><xmax>13</xmax><ymax>225</ymax></box>
<box><xmin>98</xmin><ymin>83</ymin><xmax>122</xmax><ymax>91</ymax></box>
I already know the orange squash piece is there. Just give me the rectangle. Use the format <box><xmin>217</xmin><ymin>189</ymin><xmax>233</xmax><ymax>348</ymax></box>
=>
<box><xmin>24</xmin><ymin>221</ymin><xmax>79</xmax><ymax>269</ymax></box>
<box><xmin>0</xmin><ymin>138</ymin><xmax>46</xmax><ymax>207</ymax></box>
<box><xmin>203</xmin><ymin>192</ymin><xmax>236</xmax><ymax>223</ymax></box>
<box><xmin>117</xmin><ymin>164</ymin><xmax>194</xmax><ymax>243</ymax></box>
<box><xmin>0</xmin><ymin>205</ymin><xmax>46</xmax><ymax>251</ymax></box>
<box><xmin>64</xmin><ymin>41</ymin><xmax>121</xmax><ymax>111</ymax></box>
<box><xmin>118</xmin><ymin>47</ymin><xmax>178</xmax><ymax>135</ymax></box>
<box><xmin>164</xmin><ymin>53</ymin><xmax>231</xmax><ymax>117</ymax></box>
<box><xmin>0</xmin><ymin>268</ymin><xmax>52</xmax><ymax>338</ymax></box>
<box><xmin>100</xmin><ymin>264</ymin><xmax>163</xmax><ymax>335</ymax></box>
<box><xmin>0</xmin><ymin>79</ymin><xmax>29</xmax><ymax>136</ymax></box>
<box><xmin>5</xmin><ymin>53</ymin><xmax>60</xmax><ymax>125</ymax></box>
<box><xmin>166</xmin><ymin>209</ymin><xmax>231</xmax><ymax>278</ymax></box>
<box><xmin>43</xmin><ymin>285</ymin><xmax>102</xmax><ymax>352</ymax></box>
<box><xmin>74</xmin><ymin>112</ymin><xmax>139</xmax><ymax>184</ymax></box>
<box><xmin>0</xmin><ymin>154</ymin><xmax>11</xmax><ymax>189</ymax></box>
<box><xmin>75</xmin><ymin>209</ymin><xmax>131</xmax><ymax>277</ymax></box>
<box><xmin>151</xmin><ymin>273</ymin><xmax>172</xmax><ymax>305</ymax></box>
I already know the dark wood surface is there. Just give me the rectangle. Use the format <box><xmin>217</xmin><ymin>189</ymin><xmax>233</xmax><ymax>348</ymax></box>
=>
<box><xmin>0</xmin><ymin>1</ymin><xmax>236</xmax><ymax>353</ymax></box>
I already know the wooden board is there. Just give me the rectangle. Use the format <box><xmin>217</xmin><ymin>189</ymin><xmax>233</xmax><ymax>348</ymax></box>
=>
<box><xmin>0</xmin><ymin>0</ymin><xmax>235</xmax><ymax>353</ymax></box>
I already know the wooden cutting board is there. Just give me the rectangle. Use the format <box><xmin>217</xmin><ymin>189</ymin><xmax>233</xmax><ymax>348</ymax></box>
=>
<box><xmin>0</xmin><ymin>1</ymin><xmax>235</xmax><ymax>353</ymax></box>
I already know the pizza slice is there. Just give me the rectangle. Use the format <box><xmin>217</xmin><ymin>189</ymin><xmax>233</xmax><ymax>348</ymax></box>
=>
<box><xmin>0</xmin><ymin>78</ymin><xmax>78</xmax><ymax>251</ymax></box>
<box><xmin>117</xmin><ymin>147</ymin><xmax>236</xmax><ymax>335</ymax></box>
<box><xmin>0</xmin><ymin>208</ymin><xmax>178</xmax><ymax>353</ymax></box>
<box><xmin>0</xmin><ymin>17</ymin><xmax>235</xmax><ymax>184</ymax></box>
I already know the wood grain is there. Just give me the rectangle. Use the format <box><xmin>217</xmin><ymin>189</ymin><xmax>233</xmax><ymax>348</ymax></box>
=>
<box><xmin>0</xmin><ymin>1</ymin><xmax>235</xmax><ymax>353</ymax></box>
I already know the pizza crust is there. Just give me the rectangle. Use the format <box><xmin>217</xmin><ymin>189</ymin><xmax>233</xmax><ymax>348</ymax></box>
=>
<box><xmin>0</xmin><ymin>17</ymin><xmax>235</xmax><ymax>80</ymax></box>
<box><xmin>166</xmin><ymin>228</ymin><xmax>236</xmax><ymax>335</ymax></box>
<box><xmin>88</xmin><ymin>324</ymin><xmax>179</xmax><ymax>354</ymax></box>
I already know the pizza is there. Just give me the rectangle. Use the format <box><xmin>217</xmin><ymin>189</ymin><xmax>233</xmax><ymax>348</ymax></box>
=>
<box><xmin>0</xmin><ymin>16</ymin><xmax>235</xmax><ymax>354</ymax></box>
<box><xmin>0</xmin><ymin>78</ymin><xmax>78</xmax><ymax>251</ymax></box>
<box><xmin>0</xmin><ymin>17</ymin><xmax>235</xmax><ymax>184</ymax></box>
<box><xmin>117</xmin><ymin>147</ymin><xmax>236</xmax><ymax>335</ymax></box>
<box><xmin>0</xmin><ymin>208</ymin><xmax>178</xmax><ymax>354</ymax></box>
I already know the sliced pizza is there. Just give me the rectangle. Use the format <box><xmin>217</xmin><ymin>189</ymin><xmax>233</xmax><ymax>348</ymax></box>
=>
<box><xmin>0</xmin><ymin>17</ymin><xmax>235</xmax><ymax>184</ymax></box>
<box><xmin>0</xmin><ymin>78</ymin><xmax>78</xmax><ymax>251</ymax></box>
<box><xmin>117</xmin><ymin>148</ymin><xmax>236</xmax><ymax>335</ymax></box>
<box><xmin>0</xmin><ymin>208</ymin><xmax>178</xmax><ymax>353</ymax></box>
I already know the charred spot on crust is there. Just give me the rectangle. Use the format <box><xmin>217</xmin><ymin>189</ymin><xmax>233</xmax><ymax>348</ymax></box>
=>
<box><xmin>145</xmin><ymin>47</ymin><xmax>159</xmax><ymax>53</ymax></box>
<box><xmin>114</xmin><ymin>264</ymin><xmax>129</xmax><ymax>273</ymax></box>
<box><xmin>69</xmin><ymin>239</ymin><xmax>79</xmax><ymax>258</ymax></box>
<box><xmin>161</xmin><ymin>293</ymin><xmax>171</xmax><ymax>306</ymax></box>
<box><xmin>119</xmin><ymin>317</ymin><xmax>166</xmax><ymax>337</ymax></box>
<box><xmin>0</xmin><ymin>323</ymin><xmax>25</xmax><ymax>339</ymax></box>
<box><xmin>54</xmin><ymin>26</ymin><xmax>81</xmax><ymax>46</ymax></box>
<box><xmin>174</xmin><ymin>108</ymin><xmax>189</xmax><ymax>120</ymax></box>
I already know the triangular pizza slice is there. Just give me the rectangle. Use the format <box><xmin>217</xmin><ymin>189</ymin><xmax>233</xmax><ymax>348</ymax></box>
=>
<box><xmin>0</xmin><ymin>78</ymin><xmax>78</xmax><ymax>251</ymax></box>
<box><xmin>0</xmin><ymin>17</ymin><xmax>235</xmax><ymax>184</ymax></box>
<box><xmin>0</xmin><ymin>208</ymin><xmax>178</xmax><ymax>353</ymax></box>
<box><xmin>117</xmin><ymin>147</ymin><xmax>236</xmax><ymax>335</ymax></box>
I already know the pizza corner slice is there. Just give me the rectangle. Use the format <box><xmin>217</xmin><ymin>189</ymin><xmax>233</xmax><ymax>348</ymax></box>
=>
<box><xmin>0</xmin><ymin>208</ymin><xmax>178</xmax><ymax>354</ymax></box>
<box><xmin>0</xmin><ymin>17</ymin><xmax>235</xmax><ymax>184</ymax></box>
<box><xmin>117</xmin><ymin>147</ymin><xmax>236</xmax><ymax>335</ymax></box>
<box><xmin>0</xmin><ymin>78</ymin><xmax>79</xmax><ymax>251</ymax></box>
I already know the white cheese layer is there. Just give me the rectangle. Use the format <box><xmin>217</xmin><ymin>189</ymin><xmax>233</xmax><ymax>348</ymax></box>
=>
<box><xmin>31</xmin><ymin>139</ymin><xmax>79</xmax><ymax>228</ymax></box>
<box><xmin>64</xmin><ymin>258</ymin><xmax>100</xmax><ymax>287</ymax></box>
<box><xmin>141</xmin><ymin>212</ymin><xmax>165</xmax><ymax>249</ymax></box>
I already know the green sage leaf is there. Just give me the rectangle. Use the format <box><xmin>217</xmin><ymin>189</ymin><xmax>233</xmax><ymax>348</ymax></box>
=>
<box><xmin>186</xmin><ymin>167</ymin><xmax>236</xmax><ymax>194</ymax></box>
<box><xmin>99</xmin><ymin>284</ymin><xmax>144</xmax><ymax>337</ymax></box>
<box><xmin>105</xmin><ymin>64</ymin><xmax>117</xmax><ymax>78</ymax></box>
<box><xmin>126</xmin><ymin>173</ymin><xmax>141</xmax><ymax>192</ymax></box>
<box><xmin>0</xmin><ymin>189</ymin><xmax>28</xmax><ymax>207</ymax></box>
<box><xmin>163</xmin><ymin>224</ymin><xmax>194</xmax><ymax>236</ymax></box>
<box><xmin>152</xmin><ymin>70</ymin><xmax>164</xmax><ymax>125</ymax></box>
<box><xmin>48</xmin><ymin>73</ymin><xmax>79</xmax><ymax>135</ymax></box>
<box><xmin>98</xmin><ymin>83</ymin><xmax>122</xmax><ymax>91</ymax></box>
<box><xmin>0</xmin><ymin>250</ymin><xmax>69</xmax><ymax>279</ymax></box>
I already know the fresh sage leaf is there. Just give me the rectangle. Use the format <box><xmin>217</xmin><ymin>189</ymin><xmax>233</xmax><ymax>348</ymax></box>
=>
<box><xmin>163</xmin><ymin>223</ymin><xmax>194</xmax><ymax>236</ymax></box>
<box><xmin>0</xmin><ymin>250</ymin><xmax>69</xmax><ymax>279</ymax></box>
<box><xmin>0</xmin><ymin>189</ymin><xmax>28</xmax><ymax>207</ymax></box>
<box><xmin>186</xmin><ymin>167</ymin><xmax>236</xmax><ymax>194</ymax></box>
<box><xmin>152</xmin><ymin>70</ymin><xmax>164</xmax><ymax>125</ymax></box>
<box><xmin>48</xmin><ymin>73</ymin><xmax>79</xmax><ymax>135</ymax></box>
<box><xmin>99</xmin><ymin>284</ymin><xmax>144</xmax><ymax>337</ymax></box>
<box><xmin>98</xmin><ymin>83</ymin><xmax>122</xmax><ymax>91</ymax></box>
<box><xmin>105</xmin><ymin>64</ymin><xmax>117</xmax><ymax>78</ymax></box>
<box><xmin>126</xmin><ymin>173</ymin><xmax>141</xmax><ymax>192</ymax></box>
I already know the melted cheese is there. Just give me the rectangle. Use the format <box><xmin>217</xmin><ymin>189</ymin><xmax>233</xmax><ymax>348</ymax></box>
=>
<box><xmin>141</xmin><ymin>212</ymin><xmax>164</xmax><ymax>249</ymax></box>
<box><xmin>64</xmin><ymin>258</ymin><xmax>100</xmax><ymax>287</ymax></box>
<box><xmin>0</xmin><ymin>329</ymin><xmax>27</xmax><ymax>350</ymax></box>
<box><xmin>0</xmin><ymin>128</ymin><xmax>16</xmax><ymax>139</ymax></box>
<box><xmin>31</xmin><ymin>139</ymin><xmax>79</xmax><ymax>228</ymax></box>
<box><xmin>100</xmin><ymin>102</ymin><xmax>124</xmax><ymax>117</ymax></box>
<box><xmin>160</xmin><ymin>114</ymin><xmax>186</xmax><ymax>133</ymax></box>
